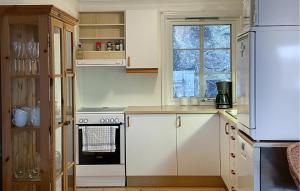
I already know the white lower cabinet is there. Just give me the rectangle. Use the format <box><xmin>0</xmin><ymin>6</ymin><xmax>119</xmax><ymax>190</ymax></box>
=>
<box><xmin>220</xmin><ymin>115</ymin><xmax>238</xmax><ymax>191</ymax></box>
<box><xmin>126</xmin><ymin>114</ymin><xmax>177</xmax><ymax>176</ymax></box>
<box><xmin>177</xmin><ymin>114</ymin><xmax>220</xmax><ymax>176</ymax></box>
<box><xmin>126</xmin><ymin>113</ymin><xmax>220</xmax><ymax>176</ymax></box>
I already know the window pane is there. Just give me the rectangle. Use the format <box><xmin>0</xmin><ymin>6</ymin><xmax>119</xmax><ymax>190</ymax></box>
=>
<box><xmin>204</xmin><ymin>73</ymin><xmax>231</xmax><ymax>98</ymax></box>
<box><xmin>173</xmin><ymin>25</ymin><xmax>200</xmax><ymax>49</ymax></box>
<box><xmin>204</xmin><ymin>25</ymin><xmax>230</xmax><ymax>49</ymax></box>
<box><xmin>173</xmin><ymin>50</ymin><xmax>200</xmax><ymax>98</ymax></box>
<box><xmin>204</xmin><ymin>50</ymin><xmax>231</xmax><ymax>73</ymax></box>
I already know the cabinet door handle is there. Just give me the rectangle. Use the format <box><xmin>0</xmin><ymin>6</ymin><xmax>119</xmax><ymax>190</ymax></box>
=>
<box><xmin>64</xmin><ymin>121</ymin><xmax>70</xmax><ymax>126</ymax></box>
<box><xmin>127</xmin><ymin>56</ymin><xmax>131</xmax><ymax>67</ymax></box>
<box><xmin>231</xmin><ymin>153</ymin><xmax>236</xmax><ymax>158</ymax></box>
<box><xmin>127</xmin><ymin>116</ymin><xmax>130</xmax><ymax>127</ymax></box>
<box><xmin>231</xmin><ymin>170</ymin><xmax>236</xmax><ymax>175</ymax></box>
<box><xmin>231</xmin><ymin>136</ymin><xmax>236</xmax><ymax>141</ymax></box>
<box><xmin>177</xmin><ymin>116</ymin><xmax>181</xmax><ymax>128</ymax></box>
<box><xmin>225</xmin><ymin>122</ymin><xmax>229</xmax><ymax>135</ymax></box>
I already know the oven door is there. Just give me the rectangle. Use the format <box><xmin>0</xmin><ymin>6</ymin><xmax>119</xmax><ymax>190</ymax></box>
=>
<box><xmin>77</xmin><ymin>124</ymin><xmax>121</xmax><ymax>165</ymax></box>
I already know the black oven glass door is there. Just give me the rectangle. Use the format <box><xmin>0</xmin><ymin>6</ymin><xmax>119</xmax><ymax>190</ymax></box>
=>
<box><xmin>78</xmin><ymin>124</ymin><xmax>121</xmax><ymax>165</ymax></box>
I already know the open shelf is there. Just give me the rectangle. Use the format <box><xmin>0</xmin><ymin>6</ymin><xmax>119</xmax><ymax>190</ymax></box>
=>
<box><xmin>79</xmin><ymin>24</ymin><xmax>125</xmax><ymax>27</ymax></box>
<box><xmin>80</xmin><ymin>50</ymin><xmax>125</xmax><ymax>59</ymax></box>
<box><xmin>79</xmin><ymin>37</ymin><xmax>125</xmax><ymax>40</ymax></box>
<box><xmin>11</xmin><ymin>74</ymin><xmax>40</xmax><ymax>79</ymax></box>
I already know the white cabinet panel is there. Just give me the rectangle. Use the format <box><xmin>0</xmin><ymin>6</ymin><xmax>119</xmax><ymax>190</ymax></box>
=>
<box><xmin>220</xmin><ymin>116</ymin><xmax>230</xmax><ymax>188</ymax></box>
<box><xmin>126</xmin><ymin>114</ymin><xmax>177</xmax><ymax>176</ymax></box>
<box><xmin>125</xmin><ymin>9</ymin><xmax>159</xmax><ymax>69</ymax></box>
<box><xmin>177</xmin><ymin>114</ymin><xmax>220</xmax><ymax>176</ymax></box>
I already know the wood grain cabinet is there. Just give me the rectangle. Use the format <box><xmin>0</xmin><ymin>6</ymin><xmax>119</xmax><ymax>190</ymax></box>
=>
<box><xmin>219</xmin><ymin>115</ymin><xmax>238</xmax><ymax>191</ymax></box>
<box><xmin>125</xmin><ymin>9</ymin><xmax>159</xmax><ymax>73</ymax></box>
<box><xmin>126</xmin><ymin>114</ymin><xmax>220</xmax><ymax>176</ymax></box>
<box><xmin>0</xmin><ymin>5</ymin><xmax>77</xmax><ymax>191</ymax></box>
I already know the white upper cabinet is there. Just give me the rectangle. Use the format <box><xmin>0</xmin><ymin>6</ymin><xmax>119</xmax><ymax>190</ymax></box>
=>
<box><xmin>126</xmin><ymin>114</ymin><xmax>177</xmax><ymax>176</ymax></box>
<box><xmin>177</xmin><ymin>114</ymin><xmax>220</xmax><ymax>176</ymax></box>
<box><xmin>125</xmin><ymin>9</ymin><xmax>159</xmax><ymax>70</ymax></box>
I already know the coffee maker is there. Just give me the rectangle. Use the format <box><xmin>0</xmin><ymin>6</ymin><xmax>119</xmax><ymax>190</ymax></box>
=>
<box><xmin>215</xmin><ymin>81</ymin><xmax>232</xmax><ymax>109</ymax></box>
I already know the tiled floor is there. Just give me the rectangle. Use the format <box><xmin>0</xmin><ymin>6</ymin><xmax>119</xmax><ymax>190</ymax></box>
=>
<box><xmin>77</xmin><ymin>187</ymin><xmax>226</xmax><ymax>191</ymax></box>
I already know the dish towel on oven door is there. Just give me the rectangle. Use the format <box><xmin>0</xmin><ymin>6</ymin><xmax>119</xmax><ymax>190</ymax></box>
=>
<box><xmin>82</xmin><ymin>126</ymin><xmax>117</xmax><ymax>152</ymax></box>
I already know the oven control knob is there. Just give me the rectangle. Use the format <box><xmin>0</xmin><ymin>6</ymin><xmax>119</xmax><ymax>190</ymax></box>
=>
<box><xmin>104</xmin><ymin>118</ymin><xmax>109</xmax><ymax>123</ymax></box>
<box><xmin>100</xmin><ymin>118</ymin><xmax>105</xmax><ymax>123</ymax></box>
<box><xmin>84</xmin><ymin>119</ymin><xmax>88</xmax><ymax>123</ymax></box>
<box><xmin>110</xmin><ymin>118</ymin><xmax>115</xmax><ymax>123</ymax></box>
<box><xmin>115</xmin><ymin>118</ymin><xmax>120</xmax><ymax>123</ymax></box>
<box><xmin>79</xmin><ymin>119</ymin><xmax>83</xmax><ymax>123</ymax></box>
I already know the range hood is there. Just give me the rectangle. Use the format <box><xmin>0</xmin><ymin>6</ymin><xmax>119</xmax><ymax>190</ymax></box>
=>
<box><xmin>76</xmin><ymin>59</ymin><xmax>126</xmax><ymax>67</ymax></box>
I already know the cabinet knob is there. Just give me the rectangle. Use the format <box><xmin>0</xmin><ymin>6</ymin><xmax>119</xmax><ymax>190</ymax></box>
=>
<box><xmin>231</xmin><ymin>186</ymin><xmax>236</xmax><ymax>191</ymax></box>
<box><xmin>231</xmin><ymin>153</ymin><xmax>236</xmax><ymax>158</ymax></box>
<box><xmin>231</xmin><ymin>136</ymin><xmax>236</xmax><ymax>141</ymax></box>
<box><xmin>231</xmin><ymin>126</ymin><xmax>236</xmax><ymax>130</ymax></box>
<box><xmin>231</xmin><ymin>169</ymin><xmax>236</xmax><ymax>175</ymax></box>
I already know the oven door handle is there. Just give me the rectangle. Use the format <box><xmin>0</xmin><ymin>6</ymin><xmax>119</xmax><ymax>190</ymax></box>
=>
<box><xmin>77</xmin><ymin>124</ymin><xmax>122</xmax><ymax>129</ymax></box>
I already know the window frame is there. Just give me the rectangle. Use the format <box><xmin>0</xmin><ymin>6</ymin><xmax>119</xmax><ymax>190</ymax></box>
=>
<box><xmin>162</xmin><ymin>18</ymin><xmax>238</xmax><ymax>106</ymax></box>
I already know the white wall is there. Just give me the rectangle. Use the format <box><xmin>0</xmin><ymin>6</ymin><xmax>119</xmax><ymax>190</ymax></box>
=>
<box><xmin>76</xmin><ymin>67</ymin><xmax>162</xmax><ymax>107</ymax></box>
<box><xmin>0</xmin><ymin>0</ymin><xmax>79</xmax><ymax>17</ymax></box>
<box><xmin>76</xmin><ymin>0</ymin><xmax>242</xmax><ymax>108</ymax></box>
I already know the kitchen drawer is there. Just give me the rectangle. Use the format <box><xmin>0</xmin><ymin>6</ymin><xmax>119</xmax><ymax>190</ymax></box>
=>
<box><xmin>230</xmin><ymin>169</ymin><xmax>238</xmax><ymax>190</ymax></box>
<box><xmin>230</xmin><ymin>124</ymin><xmax>237</xmax><ymax>137</ymax></box>
<box><xmin>230</xmin><ymin>135</ymin><xmax>237</xmax><ymax>153</ymax></box>
<box><xmin>230</xmin><ymin>153</ymin><xmax>236</xmax><ymax>170</ymax></box>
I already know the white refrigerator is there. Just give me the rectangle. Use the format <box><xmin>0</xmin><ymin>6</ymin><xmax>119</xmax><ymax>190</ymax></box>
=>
<box><xmin>237</xmin><ymin>26</ymin><xmax>300</xmax><ymax>141</ymax></box>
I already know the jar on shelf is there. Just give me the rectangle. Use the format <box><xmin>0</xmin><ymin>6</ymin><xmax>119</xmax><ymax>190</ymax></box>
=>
<box><xmin>115</xmin><ymin>41</ymin><xmax>120</xmax><ymax>51</ymax></box>
<box><xmin>95</xmin><ymin>41</ymin><xmax>101</xmax><ymax>51</ymax></box>
<box><xmin>107</xmin><ymin>42</ymin><xmax>113</xmax><ymax>51</ymax></box>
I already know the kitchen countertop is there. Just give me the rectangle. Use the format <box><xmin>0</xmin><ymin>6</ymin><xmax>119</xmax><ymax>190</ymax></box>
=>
<box><xmin>126</xmin><ymin>105</ymin><xmax>221</xmax><ymax>114</ymax></box>
<box><xmin>126</xmin><ymin>105</ymin><xmax>238</xmax><ymax>123</ymax></box>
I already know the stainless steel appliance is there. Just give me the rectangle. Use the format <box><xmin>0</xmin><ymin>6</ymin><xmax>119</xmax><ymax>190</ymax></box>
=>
<box><xmin>76</xmin><ymin>107</ymin><xmax>125</xmax><ymax>187</ymax></box>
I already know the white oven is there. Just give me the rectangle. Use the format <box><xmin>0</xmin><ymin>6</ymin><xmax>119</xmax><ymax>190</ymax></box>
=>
<box><xmin>76</xmin><ymin>107</ymin><xmax>125</xmax><ymax>187</ymax></box>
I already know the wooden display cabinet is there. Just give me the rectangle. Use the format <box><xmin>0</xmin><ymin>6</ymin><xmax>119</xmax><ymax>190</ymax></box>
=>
<box><xmin>78</xmin><ymin>12</ymin><xmax>126</xmax><ymax>60</ymax></box>
<box><xmin>0</xmin><ymin>5</ymin><xmax>77</xmax><ymax>191</ymax></box>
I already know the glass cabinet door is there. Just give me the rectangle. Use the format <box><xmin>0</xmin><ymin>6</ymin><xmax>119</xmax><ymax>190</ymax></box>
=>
<box><xmin>64</xmin><ymin>26</ymin><xmax>75</xmax><ymax>191</ymax></box>
<box><xmin>4</xmin><ymin>16</ymin><xmax>43</xmax><ymax>191</ymax></box>
<box><xmin>52</xmin><ymin>18</ymin><xmax>64</xmax><ymax>191</ymax></box>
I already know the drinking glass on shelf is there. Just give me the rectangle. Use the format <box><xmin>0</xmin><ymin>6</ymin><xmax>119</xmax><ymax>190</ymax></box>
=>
<box><xmin>14</xmin><ymin>152</ymin><xmax>25</xmax><ymax>179</ymax></box>
<box><xmin>32</xmin><ymin>42</ymin><xmax>39</xmax><ymax>74</ymax></box>
<box><xmin>21</xmin><ymin>42</ymin><xmax>27</xmax><ymax>75</ymax></box>
<box><xmin>26</xmin><ymin>41</ymin><xmax>34</xmax><ymax>74</ymax></box>
<box><xmin>12</xmin><ymin>41</ymin><xmax>21</xmax><ymax>74</ymax></box>
<box><xmin>32</xmin><ymin>152</ymin><xmax>41</xmax><ymax>178</ymax></box>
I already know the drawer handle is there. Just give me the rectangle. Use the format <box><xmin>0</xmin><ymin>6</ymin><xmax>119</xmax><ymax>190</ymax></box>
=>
<box><xmin>231</xmin><ymin>136</ymin><xmax>236</xmax><ymax>141</ymax></box>
<box><xmin>127</xmin><ymin>56</ymin><xmax>131</xmax><ymax>67</ymax></box>
<box><xmin>231</xmin><ymin>153</ymin><xmax>236</xmax><ymax>158</ymax></box>
<box><xmin>225</xmin><ymin>122</ymin><xmax>229</xmax><ymax>135</ymax></box>
<box><xmin>231</xmin><ymin>170</ymin><xmax>236</xmax><ymax>175</ymax></box>
<box><xmin>127</xmin><ymin>116</ymin><xmax>130</xmax><ymax>127</ymax></box>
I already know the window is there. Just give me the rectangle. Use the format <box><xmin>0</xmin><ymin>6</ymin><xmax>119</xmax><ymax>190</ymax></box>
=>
<box><xmin>172</xmin><ymin>24</ymin><xmax>231</xmax><ymax>99</ymax></box>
